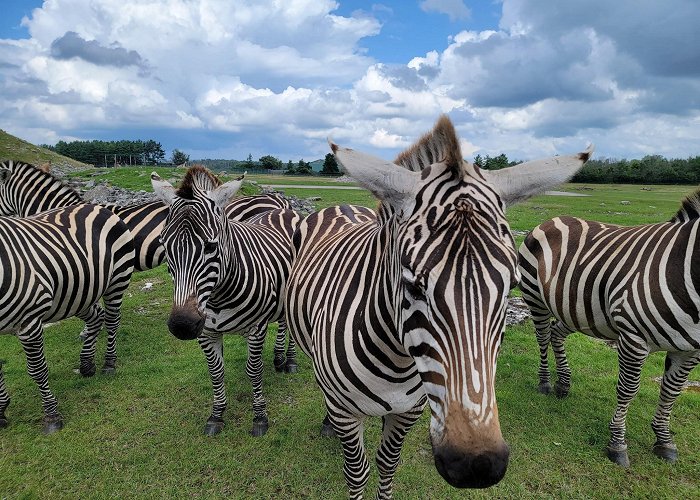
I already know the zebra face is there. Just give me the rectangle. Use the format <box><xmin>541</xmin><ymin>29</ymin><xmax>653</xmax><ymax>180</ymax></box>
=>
<box><xmin>152</xmin><ymin>170</ymin><xmax>245</xmax><ymax>341</ymax></box>
<box><xmin>397</xmin><ymin>163</ymin><xmax>515</xmax><ymax>488</ymax></box>
<box><xmin>160</xmin><ymin>199</ymin><xmax>224</xmax><ymax>340</ymax></box>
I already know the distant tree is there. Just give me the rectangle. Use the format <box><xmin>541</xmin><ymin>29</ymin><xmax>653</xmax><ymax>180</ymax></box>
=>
<box><xmin>473</xmin><ymin>154</ymin><xmax>484</xmax><ymax>168</ymax></box>
<box><xmin>296</xmin><ymin>158</ymin><xmax>313</xmax><ymax>176</ymax></box>
<box><xmin>484</xmin><ymin>153</ymin><xmax>510</xmax><ymax>170</ymax></box>
<box><xmin>321</xmin><ymin>153</ymin><xmax>340</xmax><ymax>175</ymax></box>
<box><xmin>285</xmin><ymin>160</ymin><xmax>296</xmax><ymax>175</ymax></box>
<box><xmin>244</xmin><ymin>153</ymin><xmax>255</xmax><ymax>169</ymax></box>
<box><xmin>259</xmin><ymin>155</ymin><xmax>283</xmax><ymax>170</ymax></box>
<box><xmin>171</xmin><ymin>149</ymin><xmax>189</xmax><ymax>165</ymax></box>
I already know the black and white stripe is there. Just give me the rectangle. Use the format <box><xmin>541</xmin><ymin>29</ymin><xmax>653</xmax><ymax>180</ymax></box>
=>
<box><xmin>285</xmin><ymin>116</ymin><xmax>591</xmax><ymax>498</ymax></box>
<box><xmin>0</xmin><ymin>160</ymin><xmax>292</xmax><ymax>271</ymax></box>
<box><xmin>0</xmin><ymin>160</ymin><xmax>295</xmax><ymax>360</ymax></box>
<box><xmin>151</xmin><ymin>166</ymin><xmax>301</xmax><ymax>437</ymax></box>
<box><xmin>0</xmin><ymin>203</ymin><xmax>134</xmax><ymax>433</ymax></box>
<box><xmin>519</xmin><ymin>195</ymin><xmax>700</xmax><ymax>467</ymax></box>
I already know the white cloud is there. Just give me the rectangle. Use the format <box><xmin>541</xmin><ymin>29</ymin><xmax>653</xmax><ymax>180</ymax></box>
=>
<box><xmin>0</xmin><ymin>0</ymin><xmax>698</xmax><ymax>163</ymax></box>
<box><xmin>420</xmin><ymin>0</ymin><xmax>471</xmax><ymax>21</ymax></box>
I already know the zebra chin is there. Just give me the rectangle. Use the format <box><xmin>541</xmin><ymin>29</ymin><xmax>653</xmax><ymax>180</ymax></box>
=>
<box><xmin>167</xmin><ymin>307</ymin><xmax>205</xmax><ymax>340</ymax></box>
<box><xmin>432</xmin><ymin>442</ymin><xmax>509</xmax><ymax>489</ymax></box>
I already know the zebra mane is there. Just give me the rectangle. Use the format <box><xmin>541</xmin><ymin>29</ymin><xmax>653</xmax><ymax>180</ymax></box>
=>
<box><xmin>176</xmin><ymin>165</ymin><xmax>222</xmax><ymax>199</ymax></box>
<box><xmin>393</xmin><ymin>115</ymin><xmax>462</xmax><ymax>173</ymax></box>
<box><xmin>671</xmin><ymin>188</ymin><xmax>700</xmax><ymax>223</ymax></box>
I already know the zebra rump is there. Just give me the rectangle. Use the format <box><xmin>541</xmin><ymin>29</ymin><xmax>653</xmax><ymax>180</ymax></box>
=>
<box><xmin>0</xmin><ymin>203</ymin><xmax>134</xmax><ymax>433</ymax></box>
<box><xmin>518</xmin><ymin>195</ymin><xmax>700</xmax><ymax>467</ymax></box>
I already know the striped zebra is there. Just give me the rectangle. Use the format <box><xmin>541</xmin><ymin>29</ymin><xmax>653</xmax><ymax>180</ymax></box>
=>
<box><xmin>285</xmin><ymin>115</ymin><xmax>592</xmax><ymax>498</ymax></box>
<box><xmin>0</xmin><ymin>160</ymin><xmax>292</xmax><ymax>271</ymax></box>
<box><xmin>0</xmin><ymin>204</ymin><xmax>134</xmax><ymax>433</ymax></box>
<box><xmin>518</xmin><ymin>196</ymin><xmax>700</xmax><ymax>467</ymax></box>
<box><xmin>0</xmin><ymin>160</ymin><xmax>296</xmax><ymax>369</ymax></box>
<box><xmin>151</xmin><ymin>166</ymin><xmax>302</xmax><ymax>436</ymax></box>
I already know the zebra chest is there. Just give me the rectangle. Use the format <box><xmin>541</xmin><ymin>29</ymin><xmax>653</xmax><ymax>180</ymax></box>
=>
<box><xmin>203</xmin><ymin>283</ymin><xmax>281</xmax><ymax>335</ymax></box>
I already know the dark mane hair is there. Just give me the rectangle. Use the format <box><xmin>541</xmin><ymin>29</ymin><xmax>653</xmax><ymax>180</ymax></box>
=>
<box><xmin>176</xmin><ymin>164</ymin><xmax>222</xmax><ymax>199</ymax></box>
<box><xmin>393</xmin><ymin>114</ymin><xmax>462</xmax><ymax>172</ymax></box>
<box><xmin>671</xmin><ymin>188</ymin><xmax>700</xmax><ymax>223</ymax></box>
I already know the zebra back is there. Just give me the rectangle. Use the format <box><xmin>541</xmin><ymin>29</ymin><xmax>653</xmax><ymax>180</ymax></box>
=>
<box><xmin>0</xmin><ymin>203</ymin><xmax>134</xmax><ymax>329</ymax></box>
<box><xmin>0</xmin><ymin>160</ymin><xmax>82</xmax><ymax>216</ymax></box>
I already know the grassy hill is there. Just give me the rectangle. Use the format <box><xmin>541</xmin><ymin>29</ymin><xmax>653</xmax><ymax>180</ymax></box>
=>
<box><xmin>0</xmin><ymin>129</ymin><xmax>91</xmax><ymax>170</ymax></box>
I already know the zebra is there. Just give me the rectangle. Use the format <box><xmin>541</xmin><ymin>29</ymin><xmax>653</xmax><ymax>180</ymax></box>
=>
<box><xmin>0</xmin><ymin>203</ymin><xmax>134</xmax><ymax>433</ymax></box>
<box><xmin>0</xmin><ymin>159</ymin><xmax>296</xmax><ymax>369</ymax></box>
<box><xmin>285</xmin><ymin>115</ymin><xmax>592</xmax><ymax>498</ymax></box>
<box><xmin>518</xmin><ymin>194</ymin><xmax>700</xmax><ymax>468</ymax></box>
<box><xmin>151</xmin><ymin>166</ymin><xmax>302</xmax><ymax>436</ymax></box>
<box><xmin>0</xmin><ymin>160</ymin><xmax>292</xmax><ymax>271</ymax></box>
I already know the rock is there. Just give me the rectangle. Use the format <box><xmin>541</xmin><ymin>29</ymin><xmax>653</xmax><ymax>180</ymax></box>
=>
<box><xmin>506</xmin><ymin>296</ymin><xmax>530</xmax><ymax>326</ymax></box>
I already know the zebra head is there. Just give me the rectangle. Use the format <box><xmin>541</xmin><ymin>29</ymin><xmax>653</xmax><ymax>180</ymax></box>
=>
<box><xmin>331</xmin><ymin>115</ymin><xmax>591</xmax><ymax>488</ymax></box>
<box><xmin>151</xmin><ymin>167</ymin><xmax>245</xmax><ymax>340</ymax></box>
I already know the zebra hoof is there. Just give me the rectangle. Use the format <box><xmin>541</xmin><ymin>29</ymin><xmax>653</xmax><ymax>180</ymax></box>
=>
<box><xmin>274</xmin><ymin>357</ymin><xmax>286</xmax><ymax>373</ymax></box>
<box><xmin>652</xmin><ymin>442</ymin><xmax>678</xmax><ymax>463</ymax></box>
<box><xmin>284</xmin><ymin>360</ymin><xmax>298</xmax><ymax>374</ymax></box>
<box><xmin>251</xmin><ymin>416</ymin><xmax>269</xmax><ymax>437</ymax></box>
<box><xmin>43</xmin><ymin>414</ymin><xmax>64</xmax><ymax>434</ymax></box>
<box><xmin>203</xmin><ymin>417</ymin><xmax>224</xmax><ymax>436</ymax></box>
<box><xmin>538</xmin><ymin>382</ymin><xmax>552</xmax><ymax>394</ymax></box>
<box><xmin>101</xmin><ymin>365</ymin><xmax>116</xmax><ymax>376</ymax></box>
<box><xmin>554</xmin><ymin>382</ymin><xmax>570</xmax><ymax>399</ymax></box>
<box><xmin>606</xmin><ymin>444</ymin><xmax>630</xmax><ymax>467</ymax></box>
<box><xmin>0</xmin><ymin>415</ymin><xmax>8</xmax><ymax>429</ymax></box>
<box><xmin>320</xmin><ymin>422</ymin><xmax>336</xmax><ymax>438</ymax></box>
<box><xmin>79</xmin><ymin>363</ymin><xmax>97</xmax><ymax>377</ymax></box>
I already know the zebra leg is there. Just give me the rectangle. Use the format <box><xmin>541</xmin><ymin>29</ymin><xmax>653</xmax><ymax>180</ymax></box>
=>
<box><xmin>247</xmin><ymin>324</ymin><xmax>269</xmax><ymax>437</ymax></box>
<box><xmin>531</xmin><ymin>314</ymin><xmax>553</xmax><ymax>394</ymax></box>
<box><xmin>606</xmin><ymin>334</ymin><xmax>648</xmax><ymax>467</ymax></box>
<box><xmin>281</xmin><ymin>318</ymin><xmax>298</xmax><ymax>374</ymax></box>
<box><xmin>650</xmin><ymin>350</ymin><xmax>700</xmax><ymax>463</ymax></box>
<box><xmin>198</xmin><ymin>332</ymin><xmax>226</xmax><ymax>436</ymax></box>
<box><xmin>0</xmin><ymin>359</ymin><xmax>9</xmax><ymax>428</ymax></box>
<box><xmin>376</xmin><ymin>401</ymin><xmax>425</xmax><ymax>500</ymax></box>
<box><xmin>329</xmin><ymin>409</ymin><xmax>370</xmax><ymax>500</ymax></box>
<box><xmin>18</xmin><ymin>319</ymin><xmax>63</xmax><ymax>433</ymax></box>
<box><xmin>272</xmin><ymin>319</ymin><xmax>288</xmax><ymax>372</ymax></box>
<box><xmin>76</xmin><ymin>304</ymin><xmax>104</xmax><ymax>377</ymax></box>
<box><xmin>102</xmin><ymin>291</ymin><xmax>126</xmax><ymax>375</ymax></box>
<box><xmin>320</xmin><ymin>412</ymin><xmax>336</xmax><ymax>438</ymax></box>
<box><xmin>550</xmin><ymin>321</ymin><xmax>574</xmax><ymax>398</ymax></box>
<box><xmin>78</xmin><ymin>304</ymin><xmax>103</xmax><ymax>342</ymax></box>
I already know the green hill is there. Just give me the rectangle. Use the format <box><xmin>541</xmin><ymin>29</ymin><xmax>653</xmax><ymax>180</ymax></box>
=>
<box><xmin>0</xmin><ymin>129</ymin><xmax>90</xmax><ymax>170</ymax></box>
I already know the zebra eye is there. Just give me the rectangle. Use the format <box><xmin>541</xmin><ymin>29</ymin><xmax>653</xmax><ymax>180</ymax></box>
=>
<box><xmin>409</xmin><ymin>342</ymin><xmax>431</xmax><ymax>358</ymax></box>
<box><xmin>204</xmin><ymin>240</ymin><xmax>218</xmax><ymax>253</ymax></box>
<box><xmin>402</xmin><ymin>276</ymin><xmax>425</xmax><ymax>300</ymax></box>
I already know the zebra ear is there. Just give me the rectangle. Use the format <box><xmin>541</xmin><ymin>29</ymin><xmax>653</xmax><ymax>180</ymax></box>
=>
<box><xmin>482</xmin><ymin>145</ymin><xmax>594</xmax><ymax>206</ymax></box>
<box><xmin>151</xmin><ymin>172</ymin><xmax>176</xmax><ymax>206</ymax></box>
<box><xmin>329</xmin><ymin>140</ymin><xmax>419</xmax><ymax>208</ymax></box>
<box><xmin>209</xmin><ymin>172</ymin><xmax>245</xmax><ymax>209</ymax></box>
<box><xmin>0</xmin><ymin>168</ymin><xmax>11</xmax><ymax>185</ymax></box>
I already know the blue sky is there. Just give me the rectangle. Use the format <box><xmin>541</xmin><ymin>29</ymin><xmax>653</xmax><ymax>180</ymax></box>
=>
<box><xmin>1</xmin><ymin>1</ymin><xmax>699</xmax><ymax>163</ymax></box>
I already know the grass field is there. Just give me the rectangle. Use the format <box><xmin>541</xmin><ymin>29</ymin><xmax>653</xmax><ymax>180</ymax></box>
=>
<box><xmin>1</xmin><ymin>177</ymin><xmax>699</xmax><ymax>499</ymax></box>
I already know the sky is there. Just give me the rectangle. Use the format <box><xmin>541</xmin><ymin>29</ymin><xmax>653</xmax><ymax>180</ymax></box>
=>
<box><xmin>1</xmin><ymin>0</ymin><xmax>699</xmax><ymax>164</ymax></box>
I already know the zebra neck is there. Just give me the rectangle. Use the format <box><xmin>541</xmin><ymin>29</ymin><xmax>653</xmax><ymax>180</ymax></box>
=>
<box><xmin>216</xmin><ymin>219</ymin><xmax>243</xmax><ymax>283</ymax></box>
<box><xmin>367</xmin><ymin>215</ymin><xmax>410</xmax><ymax>353</ymax></box>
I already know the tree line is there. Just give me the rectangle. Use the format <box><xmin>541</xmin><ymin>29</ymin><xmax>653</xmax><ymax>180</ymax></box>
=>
<box><xmin>42</xmin><ymin>139</ymin><xmax>168</xmax><ymax>167</ymax></box>
<box><xmin>44</xmin><ymin>138</ymin><xmax>700</xmax><ymax>184</ymax></box>
<box><xmin>477</xmin><ymin>153</ymin><xmax>700</xmax><ymax>185</ymax></box>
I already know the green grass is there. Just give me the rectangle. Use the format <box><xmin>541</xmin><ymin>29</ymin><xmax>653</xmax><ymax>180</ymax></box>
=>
<box><xmin>0</xmin><ymin>130</ymin><xmax>90</xmax><ymax>169</ymax></box>
<box><xmin>1</xmin><ymin>178</ymin><xmax>699</xmax><ymax>498</ymax></box>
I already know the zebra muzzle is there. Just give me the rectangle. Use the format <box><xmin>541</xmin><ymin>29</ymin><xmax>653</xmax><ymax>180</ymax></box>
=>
<box><xmin>167</xmin><ymin>306</ymin><xmax>206</xmax><ymax>340</ymax></box>
<box><xmin>433</xmin><ymin>443</ymin><xmax>509</xmax><ymax>489</ymax></box>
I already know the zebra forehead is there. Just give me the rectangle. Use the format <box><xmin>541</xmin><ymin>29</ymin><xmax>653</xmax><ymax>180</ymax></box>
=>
<box><xmin>176</xmin><ymin>165</ymin><xmax>222</xmax><ymax>199</ymax></box>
